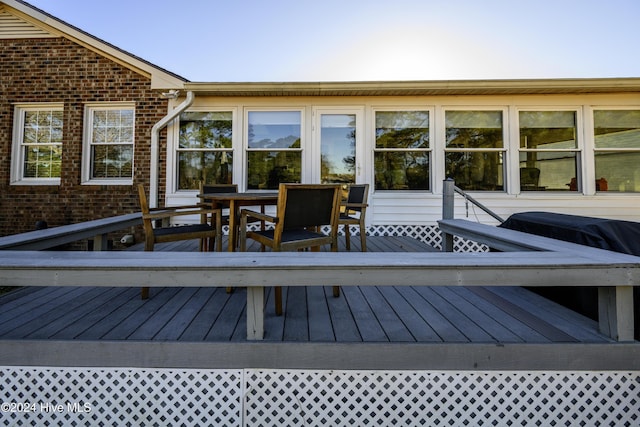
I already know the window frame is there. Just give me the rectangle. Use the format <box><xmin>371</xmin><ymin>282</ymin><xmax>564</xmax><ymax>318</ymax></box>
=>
<box><xmin>11</xmin><ymin>103</ymin><xmax>64</xmax><ymax>186</ymax></box>
<box><xmin>516</xmin><ymin>108</ymin><xmax>583</xmax><ymax>193</ymax></box>
<box><xmin>442</xmin><ymin>108</ymin><xmax>508</xmax><ymax>192</ymax></box>
<box><xmin>82</xmin><ymin>103</ymin><xmax>135</xmax><ymax>185</ymax></box>
<box><xmin>372</xmin><ymin>108</ymin><xmax>434</xmax><ymax>191</ymax></box>
<box><xmin>591</xmin><ymin>107</ymin><xmax>640</xmax><ymax>193</ymax></box>
<box><xmin>244</xmin><ymin>108</ymin><xmax>305</xmax><ymax>190</ymax></box>
<box><xmin>175</xmin><ymin>110</ymin><xmax>235</xmax><ymax>191</ymax></box>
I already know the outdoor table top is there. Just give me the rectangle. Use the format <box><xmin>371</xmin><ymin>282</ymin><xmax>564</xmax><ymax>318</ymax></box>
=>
<box><xmin>199</xmin><ymin>192</ymin><xmax>279</xmax><ymax>251</ymax></box>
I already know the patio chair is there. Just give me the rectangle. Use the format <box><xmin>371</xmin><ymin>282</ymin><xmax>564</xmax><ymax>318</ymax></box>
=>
<box><xmin>339</xmin><ymin>183</ymin><xmax>369</xmax><ymax>251</ymax></box>
<box><xmin>198</xmin><ymin>182</ymin><xmax>238</xmax><ymax>251</ymax></box>
<box><xmin>239</xmin><ymin>183</ymin><xmax>342</xmax><ymax>315</ymax></box>
<box><xmin>138</xmin><ymin>184</ymin><xmax>221</xmax><ymax>299</ymax></box>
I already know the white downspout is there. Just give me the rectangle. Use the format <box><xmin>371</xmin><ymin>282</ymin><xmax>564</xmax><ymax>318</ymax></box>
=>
<box><xmin>149</xmin><ymin>90</ymin><xmax>194</xmax><ymax>208</ymax></box>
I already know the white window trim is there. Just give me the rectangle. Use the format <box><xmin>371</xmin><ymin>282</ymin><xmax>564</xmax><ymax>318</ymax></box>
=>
<box><xmin>165</xmin><ymin>108</ymin><xmax>238</xmax><ymax>198</ymax></box>
<box><xmin>371</xmin><ymin>107</ymin><xmax>434</xmax><ymax>192</ymax></box>
<box><xmin>514</xmin><ymin>106</ymin><xmax>584</xmax><ymax>194</ymax></box>
<box><xmin>586</xmin><ymin>106</ymin><xmax>640</xmax><ymax>195</ymax></box>
<box><xmin>438</xmin><ymin>106</ymin><xmax>510</xmax><ymax>193</ymax></box>
<box><xmin>11</xmin><ymin>103</ymin><xmax>64</xmax><ymax>186</ymax></box>
<box><xmin>82</xmin><ymin>103</ymin><xmax>135</xmax><ymax>185</ymax></box>
<box><xmin>244</xmin><ymin>107</ymin><xmax>305</xmax><ymax>186</ymax></box>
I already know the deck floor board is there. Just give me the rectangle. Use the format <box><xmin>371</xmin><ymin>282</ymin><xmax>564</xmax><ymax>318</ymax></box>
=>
<box><xmin>0</xmin><ymin>236</ymin><xmax>615</xmax><ymax>344</ymax></box>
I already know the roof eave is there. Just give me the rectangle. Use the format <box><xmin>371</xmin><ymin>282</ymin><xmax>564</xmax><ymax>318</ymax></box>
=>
<box><xmin>184</xmin><ymin>78</ymin><xmax>640</xmax><ymax>97</ymax></box>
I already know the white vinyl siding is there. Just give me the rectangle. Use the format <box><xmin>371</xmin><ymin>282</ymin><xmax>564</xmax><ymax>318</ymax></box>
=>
<box><xmin>163</xmin><ymin>94</ymin><xmax>640</xmax><ymax>224</ymax></box>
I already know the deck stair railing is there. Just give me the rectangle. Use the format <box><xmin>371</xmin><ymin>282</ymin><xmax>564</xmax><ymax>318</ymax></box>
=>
<box><xmin>442</xmin><ymin>178</ymin><xmax>505</xmax><ymax>223</ymax></box>
<box><xmin>441</xmin><ymin>178</ymin><xmax>504</xmax><ymax>252</ymax></box>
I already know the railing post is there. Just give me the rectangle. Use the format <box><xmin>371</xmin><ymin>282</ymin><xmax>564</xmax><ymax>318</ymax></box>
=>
<box><xmin>92</xmin><ymin>233</ymin><xmax>109</xmax><ymax>251</ymax></box>
<box><xmin>598</xmin><ymin>286</ymin><xmax>635</xmax><ymax>341</ymax></box>
<box><xmin>442</xmin><ymin>178</ymin><xmax>455</xmax><ymax>252</ymax></box>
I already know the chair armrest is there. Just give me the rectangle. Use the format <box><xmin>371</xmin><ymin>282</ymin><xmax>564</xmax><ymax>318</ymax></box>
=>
<box><xmin>149</xmin><ymin>203</ymin><xmax>212</xmax><ymax>212</ymax></box>
<box><xmin>341</xmin><ymin>202</ymin><xmax>368</xmax><ymax>208</ymax></box>
<box><xmin>143</xmin><ymin>207</ymin><xmax>220</xmax><ymax>221</ymax></box>
<box><xmin>239</xmin><ymin>209</ymin><xmax>276</xmax><ymax>224</ymax></box>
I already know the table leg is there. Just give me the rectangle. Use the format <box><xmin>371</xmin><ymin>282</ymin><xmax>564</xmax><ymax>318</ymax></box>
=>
<box><xmin>227</xmin><ymin>200</ymin><xmax>237</xmax><ymax>252</ymax></box>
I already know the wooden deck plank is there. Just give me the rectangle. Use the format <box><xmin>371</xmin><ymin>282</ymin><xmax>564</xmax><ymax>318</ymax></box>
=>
<box><xmin>0</xmin><ymin>283</ymin><xmax>617</xmax><ymax>344</ymax></box>
<box><xmin>325</xmin><ymin>286</ymin><xmax>362</xmax><ymax>342</ymax></box>
<box><xmin>205</xmin><ymin>287</ymin><xmax>245</xmax><ymax>341</ymax></box>
<box><xmin>155</xmin><ymin>288</ymin><xmax>216</xmax><ymax>341</ymax></box>
<box><xmin>341</xmin><ymin>286</ymin><xmax>388</xmax><ymax>342</ymax></box>
<box><xmin>432</xmin><ymin>286</ymin><xmax>522</xmax><ymax>342</ymax></box>
<box><xmin>0</xmin><ymin>286</ymin><xmax>42</xmax><ymax>304</ymax></box>
<box><xmin>264</xmin><ymin>286</ymin><xmax>289</xmax><ymax>341</ymax></box>
<box><xmin>0</xmin><ymin>286</ymin><xmax>71</xmax><ymax>328</ymax></box>
<box><xmin>179</xmin><ymin>288</ymin><xmax>229</xmax><ymax>341</ymax></box>
<box><xmin>129</xmin><ymin>287</ymin><xmax>200</xmax><ymax>340</ymax></box>
<box><xmin>77</xmin><ymin>287</ymin><xmax>165</xmax><ymax>340</ymax></box>
<box><xmin>466</xmin><ymin>287</ymin><xmax>578</xmax><ymax>342</ymax></box>
<box><xmin>358</xmin><ymin>286</ymin><xmax>416</xmax><ymax>342</ymax></box>
<box><xmin>24</xmin><ymin>287</ymin><xmax>117</xmax><ymax>339</ymax></box>
<box><xmin>414</xmin><ymin>286</ymin><xmax>500</xmax><ymax>342</ymax></box>
<box><xmin>0</xmin><ymin>287</ymin><xmax>83</xmax><ymax>336</ymax></box>
<box><xmin>487</xmin><ymin>286</ymin><xmax>611</xmax><ymax>342</ymax></box>
<box><xmin>263</xmin><ymin>287</ymin><xmax>286</xmax><ymax>341</ymax></box>
<box><xmin>3</xmin><ymin>287</ymin><xmax>103</xmax><ymax>339</ymax></box>
<box><xmin>50</xmin><ymin>288</ymin><xmax>138</xmax><ymax>339</ymax></box>
<box><xmin>283</xmin><ymin>286</ymin><xmax>310</xmax><ymax>341</ymax></box>
<box><xmin>377</xmin><ymin>286</ymin><xmax>447</xmax><ymax>342</ymax></box>
<box><xmin>444</xmin><ymin>286</ymin><xmax>536</xmax><ymax>343</ymax></box>
<box><xmin>307</xmin><ymin>286</ymin><xmax>335</xmax><ymax>341</ymax></box>
<box><xmin>101</xmin><ymin>288</ymin><xmax>182</xmax><ymax>340</ymax></box>
<box><xmin>394</xmin><ymin>286</ymin><xmax>468</xmax><ymax>342</ymax></box>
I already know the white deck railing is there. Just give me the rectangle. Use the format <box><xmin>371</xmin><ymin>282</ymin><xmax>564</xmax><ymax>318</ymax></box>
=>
<box><xmin>1</xmin><ymin>240</ymin><xmax>638</xmax><ymax>340</ymax></box>
<box><xmin>0</xmin><ymin>206</ymin><xmax>637</xmax><ymax>341</ymax></box>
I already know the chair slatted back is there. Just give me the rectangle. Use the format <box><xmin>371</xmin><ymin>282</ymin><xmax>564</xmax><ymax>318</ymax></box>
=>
<box><xmin>346</xmin><ymin>184</ymin><xmax>369</xmax><ymax>212</ymax></box>
<box><xmin>276</xmin><ymin>184</ymin><xmax>341</xmax><ymax>232</ymax></box>
<box><xmin>199</xmin><ymin>183</ymin><xmax>238</xmax><ymax>209</ymax></box>
<box><xmin>201</xmin><ymin>183</ymin><xmax>238</xmax><ymax>194</ymax></box>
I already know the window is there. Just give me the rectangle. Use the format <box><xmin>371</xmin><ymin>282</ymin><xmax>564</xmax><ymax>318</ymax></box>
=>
<box><xmin>246</xmin><ymin>110</ymin><xmax>302</xmax><ymax>190</ymax></box>
<box><xmin>445</xmin><ymin>110</ymin><xmax>504</xmax><ymax>191</ymax></box>
<box><xmin>83</xmin><ymin>105</ymin><xmax>134</xmax><ymax>184</ymax></box>
<box><xmin>177</xmin><ymin>111</ymin><xmax>233</xmax><ymax>190</ymax></box>
<box><xmin>11</xmin><ymin>104</ymin><xmax>63</xmax><ymax>184</ymax></box>
<box><xmin>321</xmin><ymin>113</ymin><xmax>356</xmax><ymax>184</ymax></box>
<box><xmin>374</xmin><ymin>110</ymin><xmax>430</xmax><ymax>190</ymax></box>
<box><xmin>593</xmin><ymin>110</ymin><xmax>640</xmax><ymax>192</ymax></box>
<box><xmin>518</xmin><ymin>111</ymin><xmax>579</xmax><ymax>191</ymax></box>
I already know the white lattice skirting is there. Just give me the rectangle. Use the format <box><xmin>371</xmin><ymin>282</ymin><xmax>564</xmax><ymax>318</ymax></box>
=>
<box><xmin>1</xmin><ymin>367</ymin><xmax>638</xmax><ymax>426</ymax></box>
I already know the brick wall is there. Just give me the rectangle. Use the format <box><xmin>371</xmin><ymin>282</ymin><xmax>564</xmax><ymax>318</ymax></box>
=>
<box><xmin>0</xmin><ymin>37</ymin><xmax>170</xmax><ymax>245</ymax></box>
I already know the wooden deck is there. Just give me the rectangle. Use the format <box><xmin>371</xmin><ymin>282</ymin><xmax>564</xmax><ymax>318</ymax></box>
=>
<box><xmin>0</xmin><ymin>236</ymin><xmax>611</xmax><ymax>345</ymax></box>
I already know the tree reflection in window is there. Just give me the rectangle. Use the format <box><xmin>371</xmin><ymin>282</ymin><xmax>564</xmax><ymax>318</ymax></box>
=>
<box><xmin>374</xmin><ymin>111</ymin><xmax>430</xmax><ymax>190</ymax></box>
<box><xmin>247</xmin><ymin>111</ymin><xmax>301</xmax><ymax>190</ymax></box>
<box><xmin>445</xmin><ymin>111</ymin><xmax>504</xmax><ymax>191</ymax></box>
<box><xmin>178</xmin><ymin>112</ymin><xmax>233</xmax><ymax>189</ymax></box>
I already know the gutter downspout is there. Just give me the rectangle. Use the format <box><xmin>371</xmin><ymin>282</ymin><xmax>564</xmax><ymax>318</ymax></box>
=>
<box><xmin>149</xmin><ymin>90</ymin><xmax>194</xmax><ymax>208</ymax></box>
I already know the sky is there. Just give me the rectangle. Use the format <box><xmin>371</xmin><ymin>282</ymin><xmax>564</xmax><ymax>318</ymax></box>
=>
<box><xmin>23</xmin><ymin>0</ymin><xmax>640</xmax><ymax>82</ymax></box>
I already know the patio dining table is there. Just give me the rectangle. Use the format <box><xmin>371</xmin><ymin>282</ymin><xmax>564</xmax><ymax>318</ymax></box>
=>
<box><xmin>198</xmin><ymin>191</ymin><xmax>278</xmax><ymax>251</ymax></box>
